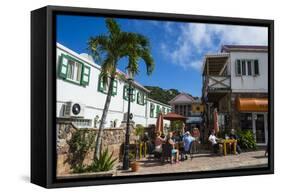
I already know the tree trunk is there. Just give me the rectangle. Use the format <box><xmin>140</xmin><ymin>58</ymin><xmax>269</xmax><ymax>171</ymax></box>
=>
<box><xmin>94</xmin><ymin>75</ymin><xmax>115</xmax><ymax>159</ymax></box>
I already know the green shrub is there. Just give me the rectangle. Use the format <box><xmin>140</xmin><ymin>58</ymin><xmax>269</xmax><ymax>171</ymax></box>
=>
<box><xmin>135</xmin><ymin>124</ymin><xmax>145</xmax><ymax>137</ymax></box>
<box><xmin>87</xmin><ymin>148</ymin><xmax>117</xmax><ymax>172</ymax></box>
<box><xmin>170</xmin><ymin>120</ymin><xmax>183</xmax><ymax>131</ymax></box>
<box><xmin>66</xmin><ymin>130</ymin><xmax>95</xmax><ymax>173</ymax></box>
<box><xmin>237</xmin><ymin>130</ymin><xmax>257</xmax><ymax>150</ymax></box>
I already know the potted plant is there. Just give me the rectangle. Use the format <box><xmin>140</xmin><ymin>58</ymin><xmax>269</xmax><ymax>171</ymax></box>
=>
<box><xmin>129</xmin><ymin>152</ymin><xmax>140</xmax><ymax>172</ymax></box>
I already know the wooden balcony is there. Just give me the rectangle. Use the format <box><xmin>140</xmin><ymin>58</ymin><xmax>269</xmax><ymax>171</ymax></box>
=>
<box><xmin>203</xmin><ymin>76</ymin><xmax>230</xmax><ymax>99</ymax></box>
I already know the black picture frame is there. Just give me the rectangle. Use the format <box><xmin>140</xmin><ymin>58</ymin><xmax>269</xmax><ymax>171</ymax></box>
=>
<box><xmin>31</xmin><ymin>5</ymin><xmax>274</xmax><ymax>188</ymax></box>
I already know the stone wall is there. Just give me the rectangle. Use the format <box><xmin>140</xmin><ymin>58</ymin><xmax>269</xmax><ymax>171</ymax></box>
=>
<box><xmin>56</xmin><ymin>121</ymin><xmax>137</xmax><ymax>176</ymax></box>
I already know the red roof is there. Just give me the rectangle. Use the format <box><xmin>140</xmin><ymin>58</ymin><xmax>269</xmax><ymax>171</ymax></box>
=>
<box><xmin>163</xmin><ymin>112</ymin><xmax>186</xmax><ymax>121</ymax></box>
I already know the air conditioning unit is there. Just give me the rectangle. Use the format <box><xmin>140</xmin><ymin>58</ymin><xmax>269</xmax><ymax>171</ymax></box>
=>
<box><xmin>64</xmin><ymin>102</ymin><xmax>85</xmax><ymax>118</ymax></box>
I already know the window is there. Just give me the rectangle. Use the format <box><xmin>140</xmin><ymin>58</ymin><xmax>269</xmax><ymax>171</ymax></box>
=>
<box><xmin>156</xmin><ymin>105</ymin><xmax>161</xmax><ymax>117</ymax></box>
<box><xmin>150</xmin><ymin>103</ymin><xmax>155</xmax><ymax>118</ymax></box>
<box><xmin>236</xmin><ymin>60</ymin><xmax>241</xmax><ymax>76</ymax></box>
<box><xmin>247</xmin><ymin>60</ymin><xmax>252</xmax><ymax>76</ymax></box>
<box><xmin>254</xmin><ymin>60</ymin><xmax>259</xmax><ymax>75</ymax></box>
<box><xmin>162</xmin><ymin>107</ymin><xmax>166</xmax><ymax>114</ymax></box>
<box><xmin>137</xmin><ymin>91</ymin><xmax>146</xmax><ymax>105</ymax></box>
<box><xmin>123</xmin><ymin>85</ymin><xmax>135</xmax><ymax>101</ymax></box>
<box><xmin>240</xmin><ymin>113</ymin><xmax>253</xmax><ymax>130</ymax></box>
<box><xmin>98</xmin><ymin>75</ymin><xmax>117</xmax><ymax>96</ymax></box>
<box><xmin>58</xmin><ymin>54</ymin><xmax>90</xmax><ymax>86</ymax></box>
<box><xmin>241</xmin><ymin>60</ymin><xmax>246</xmax><ymax>75</ymax></box>
<box><xmin>236</xmin><ymin>59</ymin><xmax>260</xmax><ymax>77</ymax></box>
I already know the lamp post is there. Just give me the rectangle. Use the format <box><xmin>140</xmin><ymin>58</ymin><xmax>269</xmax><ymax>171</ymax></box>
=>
<box><xmin>123</xmin><ymin>68</ymin><xmax>134</xmax><ymax>170</ymax></box>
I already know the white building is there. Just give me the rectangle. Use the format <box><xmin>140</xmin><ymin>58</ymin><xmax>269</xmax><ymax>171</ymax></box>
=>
<box><xmin>168</xmin><ymin>93</ymin><xmax>203</xmax><ymax>128</ymax></box>
<box><xmin>56</xmin><ymin>43</ymin><xmax>171</xmax><ymax>128</ymax></box>
<box><xmin>202</xmin><ymin>45</ymin><xmax>268</xmax><ymax>145</ymax></box>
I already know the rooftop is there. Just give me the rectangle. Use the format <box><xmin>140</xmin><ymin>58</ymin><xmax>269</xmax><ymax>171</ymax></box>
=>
<box><xmin>221</xmin><ymin>45</ymin><xmax>268</xmax><ymax>53</ymax></box>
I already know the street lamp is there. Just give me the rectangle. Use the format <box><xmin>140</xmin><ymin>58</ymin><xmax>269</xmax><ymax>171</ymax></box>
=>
<box><xmin>123</xmin><ymin>68</ymin><xmax>134</xmax><ymax>170</ymax></box>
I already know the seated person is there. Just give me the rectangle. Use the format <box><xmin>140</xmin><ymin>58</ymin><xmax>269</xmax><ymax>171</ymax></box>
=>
<box><xmin>182</xmin><ymin>131</ymin><xmax>195</xmax><ymax>160</ymax></box>
<box><xmin>191</xmin><ymin>127</ymin><xmax>200</xmax><ymax>142</ymax></box>
<box><xmin>154</xmin><ymin>131</ymin><xmax>165</xmax><ymax>153</ymax></box>
<box><xmin>166</xmin><ymin>132</ymin><xmax>179</xmax><ymax>163</ymax></box>
<box><xmin>229</xmin><ymin>129</ymin><xmax>242</xmax><ymax>154</ymax></box>
<box><xmin>208</xmin><ymin>130</ymin><xmax>219</xmax><ymax>153</ymax></box>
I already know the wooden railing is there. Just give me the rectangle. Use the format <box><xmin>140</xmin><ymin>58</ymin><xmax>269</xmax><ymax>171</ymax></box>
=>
<box><xmin>203</xmin><ymin>76</ymin><xmax>230</xmax><ymax>94</ymax></box>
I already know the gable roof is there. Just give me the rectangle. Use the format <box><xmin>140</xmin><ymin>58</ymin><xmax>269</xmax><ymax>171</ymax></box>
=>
<box><xmin>168</xmin><ymin>93</ymin><xmax>195</xmax><ymax>105</ymax></box>
<box><xmin>221</xmin><ymin>45</ymin><xmax>268</xmax><ymax>53</ymax></box>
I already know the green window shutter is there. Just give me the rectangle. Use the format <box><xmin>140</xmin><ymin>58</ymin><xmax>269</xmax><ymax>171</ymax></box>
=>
<box><xmin>81</xmin><ymin>65</ymin><xmax>90</xmax><ymax>86</ymax></box>
<box><xmin>131</xmin><ymin>88</ymin><xmax>136</xmax><ymax>102</ymax></box>
<box><xmin>236</xmin><ymin>60</ymin><xmax>241</xmax><ymax>76</ymax></box>
<box><xmin>123</xmin><ymin>85</ymin><xmax>129</xmax><ymax>100</ymax></box>
<box><xmin>144</xmin><ymin>94</ymin><xmax>147</xmax><ymax>105</ymax></box>
<box><xmin>156</xmin><ymin>105</ymin><xmax>160</xmax><ymax>117</ymax></box>
<box><xmin>98</xmin><ymin>76</ymin><xmax>108</xmax><ymax>94</ymax></box>
<box><xmin>98</xmin><ymin>76</ymin><xmax>104</xmax><ymax>92</ymax></box>
<box><xmin>137</xmin><ymin>92</ymin><xmax>145</xmax><ymax>105</ymax></box>
<box><xmin>254</xmin><ymin>60</ymin><xmax>259</xmax><ymax>75</ymax></box>
<box><xmin>150</xmin><ymin>103</ymin><xmax>155</xmax><ymax>118</ymax></box>
<box><xmin>123</xmin><ymin>85</ymin><xmax>135</xmax><ymax>101</ymax></box>
<box><xmin>112</xmin><ymin>80</ymin><xmax>118</xmax><ymax>96</ymax></box>
<box><xmin>58</xmin><ymin>55</ymin><xmax>68</xmax><ymax>79</ymax></box>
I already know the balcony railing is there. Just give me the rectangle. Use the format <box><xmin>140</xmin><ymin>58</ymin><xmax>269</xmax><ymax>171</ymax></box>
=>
<box><xmin>203</xmin><ymin>76</ymin><xmax>230</xmax><ymax>94</ymax></box>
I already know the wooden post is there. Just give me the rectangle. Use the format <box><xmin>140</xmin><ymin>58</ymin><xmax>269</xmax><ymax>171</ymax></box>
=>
<box><xmin>144</xmin><ymin>142</ymin><xmax>147</xmax><ymax>157</ymax></box>
<box><xmin>139</xmin><ymin>143</ymin><xmax>142</xmax><ymax>159</ymax></box>
<box><xmin>234</xmin><ymin>141</ymin><xmax>237</xmax><ymax>154</ymax></box>
<box><xmin>223</xmin><ymin>142</ymin><xmax>227</xmax><ymax>156</ymax></box>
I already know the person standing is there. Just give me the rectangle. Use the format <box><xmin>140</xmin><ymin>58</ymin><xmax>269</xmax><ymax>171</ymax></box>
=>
<box><xmin>166</xmin><ymin>132</ymin><xmax>179</xmax><ymax>163</ymax></box>
<box><xmin>182</xmin><ymin>131</ymin><xmax>195</xmax><ymax>160</ymax></box>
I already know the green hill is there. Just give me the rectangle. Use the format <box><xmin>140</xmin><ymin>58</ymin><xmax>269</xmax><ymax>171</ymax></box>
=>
<box><xmin>144</xmin><ymin>86</ymin><xmax>180</xmax><ymax>105</ymax></box>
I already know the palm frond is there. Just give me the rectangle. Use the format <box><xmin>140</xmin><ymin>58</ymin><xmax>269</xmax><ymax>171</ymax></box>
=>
<box><xmin>105</xmin><ymin>18</ymin><xmax>121</xmax><ymax>37</ymax></box>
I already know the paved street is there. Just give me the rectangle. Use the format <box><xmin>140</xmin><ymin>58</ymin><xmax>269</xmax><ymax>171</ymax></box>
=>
<box><xmin>115</xmin><ymin>150</ymin><xmax>268</xmax><ymax>176</ymax></box>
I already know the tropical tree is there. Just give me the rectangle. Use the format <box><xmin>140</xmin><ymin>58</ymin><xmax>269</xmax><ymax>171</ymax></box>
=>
<box><xmin>88</xmin><ymin>18</ymin><xmax>154</xmax><ymax>159</ymax></box>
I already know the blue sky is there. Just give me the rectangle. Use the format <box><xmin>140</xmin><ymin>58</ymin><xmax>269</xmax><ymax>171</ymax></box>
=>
<box><xmin>56</xmin><ymin>15</ymin><xmax>268</xmax><ymax>97</ymax></box>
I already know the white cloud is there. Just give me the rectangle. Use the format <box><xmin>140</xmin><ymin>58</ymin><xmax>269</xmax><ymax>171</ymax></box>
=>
<box><xmin>161</xmin><ymin>23</ymin><xmax>268</xmax><ymax>71</ymax></box>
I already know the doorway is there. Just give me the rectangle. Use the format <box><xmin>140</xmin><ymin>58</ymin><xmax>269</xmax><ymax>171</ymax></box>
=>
<box><xmin>253</xmin><ymin>113</ymin><xmax>268</xmax><ymax>145</ymax></box>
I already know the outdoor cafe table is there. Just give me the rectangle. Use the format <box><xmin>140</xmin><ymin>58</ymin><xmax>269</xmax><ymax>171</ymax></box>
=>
<box><xmin>218</xmin><ymin>139</ymin><xmax>237</xmax><ymax>156</ymax></box>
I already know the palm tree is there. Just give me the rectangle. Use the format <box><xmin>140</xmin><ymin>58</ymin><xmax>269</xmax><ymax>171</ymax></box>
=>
<box><xmin>88</xmin><ymin>18</ymin><xmax>154</xmax><ymax>159</ymax></box>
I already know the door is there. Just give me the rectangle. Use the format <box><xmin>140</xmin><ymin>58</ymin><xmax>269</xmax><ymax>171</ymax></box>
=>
<box><xmin>254</xmin><ymin>113</ymin><xmax>267</xmax><ymax>145</ymax></box>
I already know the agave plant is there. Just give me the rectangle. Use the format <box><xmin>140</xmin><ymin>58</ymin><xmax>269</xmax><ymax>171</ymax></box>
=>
<box><xmin>87</xmin><ymin>148</ymin><xmax>117</xmax><ymax>172</ymax></box>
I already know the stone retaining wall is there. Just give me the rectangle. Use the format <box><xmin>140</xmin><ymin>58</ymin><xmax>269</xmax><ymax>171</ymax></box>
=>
<box><xmin>56</xmin><ymin>121</ymin><xmax>137</xmax><ymax>176</ymax></box>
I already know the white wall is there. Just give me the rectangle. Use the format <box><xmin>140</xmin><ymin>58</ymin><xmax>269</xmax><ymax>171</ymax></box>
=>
<box><xmin>230</xmin><ymin>52</ymin><xmax>268</xmax><ymax>93</ymax></box>
<box><xmin>56</xmin><ymin>44</ymin><xmax>171</xmax><ymax>128</ymax></box>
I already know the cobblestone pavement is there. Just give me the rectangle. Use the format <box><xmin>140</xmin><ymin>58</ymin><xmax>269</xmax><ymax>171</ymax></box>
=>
<box><xmin>115</xmin><ymin>150</ymin><xmax>268</xmax><ymax>176</ymax></box>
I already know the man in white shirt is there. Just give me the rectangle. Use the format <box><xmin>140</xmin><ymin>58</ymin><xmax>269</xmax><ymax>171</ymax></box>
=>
<box><xmin>208</xmin><ymin>130</ymin><xmax>219</xmax><ymax>153</ymax></box>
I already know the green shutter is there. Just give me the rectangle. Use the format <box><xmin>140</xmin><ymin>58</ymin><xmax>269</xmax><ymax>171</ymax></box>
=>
<box><xmin>98</xmin><ymin>76</ymin><xmax>104</xmax><ymax>92</ymax></box>
<box><xmin>150</xmin><ymin>103</ymin><xmax>155</xmax><ymax>118</ymax></box>
<box><xmin>124</xmin><ymin>85</ymin><xmax>136</xmax><ymax>101</ymax></box>
<box><xmin>137</xmin><ymin>92</ymin><xmax>145</xmax><ymax>105</ymax></box>
<box><xmin>58</xmin><ymin>54</ymin><xmax>68</xmax><ymax>79</ymax></box>
<box><xmin>156</xmin><ymin>105</ymin><xmax>160</xmax><ymax>117</ymax></box>
<box><xmin>81</xmin><ymin>65</ymin><xmax>90</xmax><ymax>86</ymax></box>
<box><xmin>254</xmin><ymin>60</ymin><xmax>259</xmax><ymax>75</ymax></box>
<box><xmin>123</xmin><ymin>85</ymin><xmax>129</xmax><ymax>100</ymax></box>
<box><xmin>132</xmin><ymin>88</ymin><xmax>136</xmax><ymax>102</ymax></box>
<box><xmin>112</xmin><ymin>80</ymin><xmax>117</xmax><ymax>96</ymax></box>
